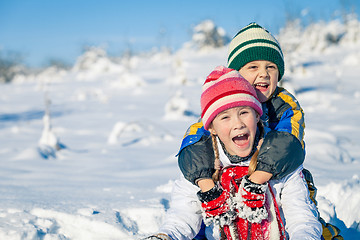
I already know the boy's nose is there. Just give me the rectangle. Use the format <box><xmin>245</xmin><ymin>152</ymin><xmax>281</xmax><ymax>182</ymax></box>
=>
<box><xmin>259</xmin><ymin>68</ymin><xmax>269</xmax><ymax>78</ymax></box>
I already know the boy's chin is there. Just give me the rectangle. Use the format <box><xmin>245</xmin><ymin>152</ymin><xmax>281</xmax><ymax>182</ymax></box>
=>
<box><xmin>256</xmin><ymin>92</ymin><xmax>269</xmax><ymax>102</ymax></box>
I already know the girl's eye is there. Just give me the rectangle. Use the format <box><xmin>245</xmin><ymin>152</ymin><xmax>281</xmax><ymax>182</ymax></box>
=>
<box><xmin>217</xmin><ymin>113</ymin><xmax>230</xmax><ymax>120</ymax></box>
<box><xmin>239</xmin><ymin>111</ymin><xmax>248</xmax><ymax>115</ymax></box>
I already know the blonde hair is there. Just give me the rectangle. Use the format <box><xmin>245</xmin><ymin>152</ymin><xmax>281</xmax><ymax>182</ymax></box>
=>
<box><xmin>211</xmin><ymin>133</ymin><xmax>221</xmax><ymax>182</ymax></box>
<box><xmin>211</xmin><ymin>121</ymin><xmax>264</xmax><ymax>181</ymax></box>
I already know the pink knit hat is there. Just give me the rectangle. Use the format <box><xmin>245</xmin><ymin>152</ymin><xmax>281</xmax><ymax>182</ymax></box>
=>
<box><xmin>201</xmin><ymin>66</ymin><xmax>263</xmax><ymax>130</ymax></box>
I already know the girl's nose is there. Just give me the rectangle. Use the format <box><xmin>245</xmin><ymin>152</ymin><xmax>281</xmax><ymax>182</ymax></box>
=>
<box><xmin>233</xmin><ymin>116</ymin><xmax>245</xmax><ymax>129</ymax></box>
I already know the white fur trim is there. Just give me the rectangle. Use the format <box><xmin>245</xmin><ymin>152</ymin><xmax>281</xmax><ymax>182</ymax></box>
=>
<box><xmin>201</xmin><ymin>196</ymin><xmax>238</xmax><ymax>227</ymax></box>
<box><xmin>234</xmin><ymin>177</ymin><xmax>268</xmax><ymax>223</ymax></box>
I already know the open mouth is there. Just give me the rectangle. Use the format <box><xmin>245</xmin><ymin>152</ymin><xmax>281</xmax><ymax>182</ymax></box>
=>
<box><xmin>232</xmin><ymin>133</ymin><xmax>250</xmax><ymax>147</ymax></box>
<box><xmin>254</xmin><ymin>83</ymin><xmax>269</xmax><ymax>92</ymax></box>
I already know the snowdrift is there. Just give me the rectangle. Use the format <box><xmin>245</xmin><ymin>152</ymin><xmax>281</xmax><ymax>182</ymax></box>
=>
<box><xmin>0</xmin><ymin>18</ymin><xmax>359</xmax><ymax>239</ymax></box>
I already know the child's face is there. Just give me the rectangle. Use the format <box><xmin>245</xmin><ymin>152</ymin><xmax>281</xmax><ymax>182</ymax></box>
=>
<box><xmin>209</xmin><ymin>106</ymin><xmax>259</xmax><ymax>157</ymax></box>
<box><xmin>239</xmin><ymin>60</ymin><xmax>279</xmax><ymax>102</ymax></box>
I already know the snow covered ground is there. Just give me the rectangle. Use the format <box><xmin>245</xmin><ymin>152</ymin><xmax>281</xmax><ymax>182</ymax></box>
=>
<box><xmin>0</xmin><ymin>19</ymin><xmax>360</xmax><ymax>239</ymax></box>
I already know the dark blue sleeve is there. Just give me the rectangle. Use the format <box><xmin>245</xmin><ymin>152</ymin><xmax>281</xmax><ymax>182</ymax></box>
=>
<box><xmin>256</xmin><ymin>131</ymin><xmax>305</xmax><ymax>180</ymax></box>
<box><xmin>177</xmin><ymin>121</ymin><xmax>210</xmax><ymax>156</ymax></box>
<box><xmin>178</xmin><ymin>135</ymin><xmax>215</xmax><ymax>185</ymax></box>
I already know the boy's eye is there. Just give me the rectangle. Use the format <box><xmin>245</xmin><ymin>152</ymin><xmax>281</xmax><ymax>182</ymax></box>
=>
<box><xmin>268</xmin><ymin>65</ymin><xmax>277</xmax><ymax>69</ymax></box>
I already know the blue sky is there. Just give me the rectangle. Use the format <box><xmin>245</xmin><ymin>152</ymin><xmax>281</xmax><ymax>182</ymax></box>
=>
<box><xmin>0</xmin><ymin>0</ymin><xmax>359</xmax><ymax>67</ymax></box>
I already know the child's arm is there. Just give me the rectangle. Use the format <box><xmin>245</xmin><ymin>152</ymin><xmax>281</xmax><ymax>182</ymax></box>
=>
<box><xmin>255</xmin><ymin>87</ymin><xmax>306</xmax><ymax>180</ymax></box>
<box><xmin>279</xmin><ymin>167</ymin><xmax>322</xmax><ymax>239</ymax></box>
<box><xmin>247</xmin><ymin>138</ymin><xmax>272</xmax><ymax>184</ymax></box>
<box><xmin>158</xmin><ymin>176</ymin><xmax>205</xmax><ymax>239</ymax></box>
<box><xmin>256</xmin><ymin>131</ymin><xmax>305</xmax><ymax>180</ymax></box>
<box><xmin>197</xmin><ymin>178</ymin><xmax>215</xmax><ymax>192</ymax></box>
<box><xmin>248</xmin><ymin>171</ymin><xmax>273</xmax><ymax>184</ymax></box>
<box><xmin>178</xmin><ymin>136</ymin><xmax>215</xmax><ymax>186</ymax></box>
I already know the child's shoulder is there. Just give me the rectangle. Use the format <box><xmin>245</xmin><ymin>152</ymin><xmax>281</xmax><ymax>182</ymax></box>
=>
<box><xmin>177</xmin><ymin>120</ymin><xmax>210</xmax><ymax>155</ymax></box>
<box><xmin>270</xmin><ymin>87</ymin><xmax>301</xmax><ymax>108</ymax></box>
<box><xmin>273</xmin><ymin>87</ymin><xmax>298</xmax><ymax>100</ymax></box>
<box><xmin>274</xmin><ymin>86</ymin><xmax>295</xmax><ymax>98</ymax></box>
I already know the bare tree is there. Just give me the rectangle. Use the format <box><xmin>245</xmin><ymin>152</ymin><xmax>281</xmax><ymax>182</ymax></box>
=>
<box><xmin>0</xmin><ymin>50</ymin><xmax>25</xmax><ymax>83</ymax></box>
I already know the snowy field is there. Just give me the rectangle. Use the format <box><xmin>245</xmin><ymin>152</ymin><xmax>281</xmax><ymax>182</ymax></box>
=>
<box><xmin>0</xmin><ymin>19</ymin><xmax>360</xmax><ymax>239</ymax></box>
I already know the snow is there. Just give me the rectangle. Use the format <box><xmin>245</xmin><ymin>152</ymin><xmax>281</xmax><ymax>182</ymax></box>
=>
<box><xmin>1</xmin><ymin>19</ymin><xmax>360</xmax><ymax>239</ymax></box>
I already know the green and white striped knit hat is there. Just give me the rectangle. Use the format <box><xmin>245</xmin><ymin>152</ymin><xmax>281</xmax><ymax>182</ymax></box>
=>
<box><xmin>227</xmin><ymin>22</ymin><xmax>284</xmax><ymax>81</ymax></box>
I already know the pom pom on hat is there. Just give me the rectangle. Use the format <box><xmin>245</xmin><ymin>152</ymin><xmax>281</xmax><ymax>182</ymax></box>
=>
<box><xmin>227</xmin><ymin>22</ymin><xmax>285</xmax><ymax>81</ymax></box>
<box><xmin>201</xmin><ymin>66</ymin><xmax>263</xmax><ymax>130</ymax></box>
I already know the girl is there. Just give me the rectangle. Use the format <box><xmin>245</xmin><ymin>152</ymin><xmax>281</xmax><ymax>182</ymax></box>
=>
<box><xmin>146</xmin><ymin>66</ymin><xmax>322</xmax><ymax>240</ymax></box>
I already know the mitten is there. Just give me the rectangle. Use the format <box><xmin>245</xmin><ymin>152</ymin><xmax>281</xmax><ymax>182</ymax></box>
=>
<box><xmin>237</xmin><ymin>175</ymin><xmax>268</xmax><ymax>223</ymax></box>
<box><xmin>257</xmin><ymin>131</ymin><xmax>305</xmax><ymax>180</ymax></box>
<box><xmin>178</xmin><ymin>135</ymin><xmax>215</xmax><ymax>185</ymax></box>
<box><xmin>142</xmin><ymin>233</ymin><xmax>171</xmax><ymax>240</ymax></box>
<box><xmin>197</xmin><ymin>184</ymin><xmax>236</xmax><ymax>226</ymax></box>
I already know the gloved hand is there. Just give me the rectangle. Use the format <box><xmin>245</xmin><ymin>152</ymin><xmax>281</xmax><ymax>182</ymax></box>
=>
<box><xmin>257</xmin><ymin>131</ymin><xmax>305</xmax><ymax>180</ymax></box>
<box><xmin>197</xmin><ymin>183</ymin><xmax>236</xmax><ymax>226</ymax></box>
<box><xmin>141</xmin><ymin>233</ymin><xmax>171</xmax><ymax>240</ymax></box>
<box><xmin>237</xmin><ymin>175</ymin><xmax>268</xmax><ymax>223</ymax></box>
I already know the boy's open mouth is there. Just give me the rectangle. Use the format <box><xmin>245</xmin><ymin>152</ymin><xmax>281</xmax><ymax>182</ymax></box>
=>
<box><xmin>232</xmin><ymin>133</ymin><xmax>249</xmax><ymax>147</ymax></box>
<box><xmin>254</xmin><ymin>83</ymin><xmax>269</xmax><ymax>92</ymax></box>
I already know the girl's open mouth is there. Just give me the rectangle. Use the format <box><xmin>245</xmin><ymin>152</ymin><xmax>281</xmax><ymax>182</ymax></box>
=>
<box><xmin>232</xmin><ymin>133</ymin><xmax>250</xmax><ymax>147</ymax></box>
